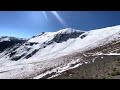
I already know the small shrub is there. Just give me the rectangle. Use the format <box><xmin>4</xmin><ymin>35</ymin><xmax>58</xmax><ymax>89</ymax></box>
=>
<box><xmin>107</xmin><ymin>73</ymin><xmax>110</xmax><ymax>76</ymax></box>
<box><xmin>117</xmin><ymin>58</ymin><xmax>120</xmax><ymax>61</ymax></box>
<box><xmin>95</xmin><ymin>75</ymin><xmax>98</xmax><ymax>78</ymax></box>
<box><xmin>81</xmin><ymin>76</ymin><xmax>85</xmax><ymax>79</ymax></box>
<box><xmin>110</xmin><ymin>71</ymin><xmax>120</xmax><ymax>76</ymax></box>
<box><xmin>116</xmin><ymin>62</ymin><xmax>120</xmax><ymax>66</ymax></box>
<box><xmin>102</xmin><ymin>77</ymin><xmax>106</xmax><ymax>79</ymax></box>
<box><xmin>113</xmin><ymin>68</ymin><xmax>117</xmax><ymax>71</ymax></box>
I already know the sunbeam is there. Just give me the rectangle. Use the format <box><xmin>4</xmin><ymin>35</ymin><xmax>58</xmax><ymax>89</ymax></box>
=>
<box><xmin>50</xmin><ymin>11</ymin><xmax>67</xmax><ymax>27</ymax></box>
<box><xmin>42</xmin><ymin>11</ymin><xmax>48</xmax><ymax>21</ymax></box>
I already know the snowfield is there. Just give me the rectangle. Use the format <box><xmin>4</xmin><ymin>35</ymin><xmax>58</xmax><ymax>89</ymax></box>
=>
<box><xmin>0</xmin><ymin>25</ymin><xmax>120</xmax><ymax>79</ymax></box>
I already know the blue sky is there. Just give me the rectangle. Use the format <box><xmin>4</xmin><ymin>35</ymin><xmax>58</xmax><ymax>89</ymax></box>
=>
<box><xmin>0</xmin><ymin>11</ymin><xmax>120</xmax><ymax>38</ymax></box>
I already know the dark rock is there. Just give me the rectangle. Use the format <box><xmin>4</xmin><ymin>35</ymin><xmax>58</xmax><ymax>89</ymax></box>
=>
<box><xmin>80</xmin><ymin>34</ymin><xmax>87</xmax><ymax>39</ymax></box>
<box><xmin>53</xmin><ymin>32</ymin><xmax>84</xmax><ymax>43</ymax></box>
<box><xmin>12</xmin><ymin>54</ymin><xmax>26</xmax><ymax>61</ymax></box>
<box><xmin>25</xmin><ymin>49</ymin><xmax>39</xmax><ymax>59</ymax></box>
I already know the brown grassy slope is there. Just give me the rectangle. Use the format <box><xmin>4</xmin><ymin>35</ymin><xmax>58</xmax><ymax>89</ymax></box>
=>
<box><xmin>52</xmin><ymin>40</ymin><xmax>120</xmax><ymax>79</ymax></box>
<box><xmin>52</xmin><ymin>55</ymin><xmax>120</xmax><ymax>79</ymax></box>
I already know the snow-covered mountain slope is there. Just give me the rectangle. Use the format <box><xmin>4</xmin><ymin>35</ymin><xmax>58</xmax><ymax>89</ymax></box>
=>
<box><xmin>24</xmin><ymin>25</ymin><xmax>120</xmax><ymax>63</ymax></box>
<box><xmin>28</xmin><ymin>28</ymin><xmax>84</xmax><ymax>43</ymax></box>
<box><xmin>0</xmin><ymin>36</ymin><xmax>26</xmax><ymax>52</ymax></box>
<box><xmin>0</xmin><ymin>36</ymin><xmax>26</xmax><ymax>42</ymax></box>
<box><xmin>0</xmin><ymin>25</ymin><xmax>120</xmax><ymax>79</ymax></box>
<box><xmin>0</xmin><ymin>28</ymin><xmax>85</xmax><ymax>62</ymax></box>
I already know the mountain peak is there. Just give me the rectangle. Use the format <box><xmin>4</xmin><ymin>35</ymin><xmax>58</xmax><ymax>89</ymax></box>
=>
<box><xmin>28</xmin><ymin>28</ymin><xmax>85</xmax><ymax>43</ymax></box>
<box><xmin>0</xmin><ymin>36</ymin><xmax>26</xmax><ymax>42</ymax></box>
<box><xmin>57</xmin><ymin>28</ymin><xmax>85</xmax><ymax>34</ymax></box>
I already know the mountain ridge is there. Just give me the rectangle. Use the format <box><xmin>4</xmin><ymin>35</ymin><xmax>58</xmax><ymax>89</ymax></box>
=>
<box><xmin>0</xmin><ymin>25</ymin><xmax>120</xmax><ymax>79</ymax></box>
